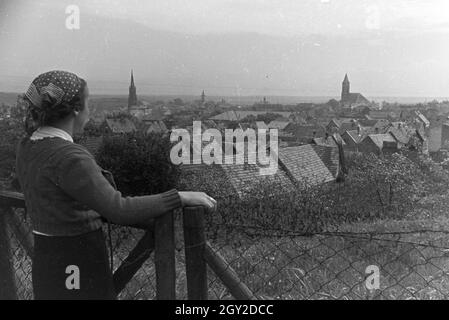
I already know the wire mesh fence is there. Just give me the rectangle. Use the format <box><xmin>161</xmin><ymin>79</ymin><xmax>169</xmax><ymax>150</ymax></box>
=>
<box><xmin>7</xmin><ymin>206</ymin><xmax>449</xmax><ymax>300</ymax></box>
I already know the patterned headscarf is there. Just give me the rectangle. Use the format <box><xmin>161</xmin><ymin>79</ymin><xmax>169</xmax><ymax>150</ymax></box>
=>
<box><xmin>25</xmin><ymin>70</ymin><xmax>84</xmax><ymax>109</ymax></box>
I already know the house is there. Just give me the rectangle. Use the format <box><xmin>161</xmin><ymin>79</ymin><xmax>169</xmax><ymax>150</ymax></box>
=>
<box><xmin>255</xmin><ymin>121</ymin><xmax>269</xmax><ymax>130</ymax></box>
<box><xmin>312</xmin><ymin>133</ymin><xmax>346</xmax><ymax>149</ymax></box>
<box><xmin>284</xmin><ymin>124</ymin><xmax>326</xmax><ymax>143</ymax></box>
<box><xmin>104</xmin><ymin>118</ymin><xmax>136</xmax><ymax>134</ymax></box>
<box><xmin>428</xmin><ymin>123</ymin><xmax>449</xmax><ymax>152</ymax></box>
<box><xmin>146</xmin><ymin>120</ymin><xmax>168</xmax><ymax>134</ymax></box>
<box><xmin>326</xmin><ymin>118</ymin><xmax>358</xmax><ymax>134</ymax></box>
<box><xmin>220</xmin><ymin>152</ymin><xmax>293</xmax><ymax>198</ymax></box>
<box><xmin>312</xmin><ymin>144</ymin><xmax>345</xmax><ymax>181</ymax></box>
<box><xmin>267</xmin><ymin>120</ymin><xmax>290</xmax><ymax>131</ymax></box>
<box><xmin>386</xmin><ymin>124</ymin><xmax>410</xmax><ymax>148</ymax></box>
<box><xmin>341</xmin><ymin>129</ymin><xmax>365</xmax><ymax>152</ymax></box>
<box><xmin>358</xmin><ymin>133</ymin><xmax>398</xmax><ymax>154</ymax></box>
<box><xmin>278</xmin><ymin>145</ymin><xmax>337</xmax><ymax>187</ymax></box>
<box><xmin>415</xmin><ymin>111</ymin><xmax>430</xmax><ymax>129</ymax></box>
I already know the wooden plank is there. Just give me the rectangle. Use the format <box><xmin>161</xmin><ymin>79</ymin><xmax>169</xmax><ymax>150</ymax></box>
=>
<box><xmin>0</xmin><ymin>191</ymin><xmax>25</xmax><ymax>209</ymax></box>
<box><xmin>0</xmin><ymin>208</ymin><xmax>18</xmax><ymax>300</ymax></box>
<box><xmin>154</xmin><ymin>211</ymin><xmax>176</xmax><ymax>300</ymax></box>
<box><xmin>183</xmin><ymin>206</ymin><xmax>208</xmax><ymax>300</ymax></box>
<box><xmin>205</xmin><ymin>242</ymin><xmax>257</xmax><ymax>300</ymax></box>
<box><xmin>112</xmin><ymin>229</ymin><xmax>155</xmax><ymax>295</ymax></box>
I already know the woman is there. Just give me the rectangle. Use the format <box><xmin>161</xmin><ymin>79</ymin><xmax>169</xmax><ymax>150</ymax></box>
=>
<box><xmin>15</xmin><ymin>70</ymin><xmax>216</xmax><ymax>300</ymax></box>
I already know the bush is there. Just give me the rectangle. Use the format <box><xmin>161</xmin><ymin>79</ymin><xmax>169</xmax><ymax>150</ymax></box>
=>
<box><xmin>0</xmin><ymin>118</ymin><xmax>26</xmax><ymax>179</ymax></box>
<box><xmin>96</xmin><ymin>132</ymin><xmax>180</xmax><ymax>196</ymax></box>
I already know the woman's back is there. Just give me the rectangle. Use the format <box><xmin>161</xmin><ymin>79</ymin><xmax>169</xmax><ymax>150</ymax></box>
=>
<box><xmin>16</xmin><ymin>136</ymin><xmax>104</xmax><ymax>236</ymax></box>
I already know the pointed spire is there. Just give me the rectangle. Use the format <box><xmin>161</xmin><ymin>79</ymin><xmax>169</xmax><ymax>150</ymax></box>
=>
<box><xmin>201</xmin><ymin>90</ymin><xmax>206</xmax><ymax>103</ymax></box>
<box><xmin>130</xmin><ymin>69</ymin><xmax>135</xmax><ymax>87</ymax></box>
<box><xmin>128</xmin><ymin>69</ymin><xmax>138</xmax><ymax>109</ymax></box>
<box><xmin>343</xmin><ymin>73</ymin><xmax>349</xmax><ymax>83</ymax></box>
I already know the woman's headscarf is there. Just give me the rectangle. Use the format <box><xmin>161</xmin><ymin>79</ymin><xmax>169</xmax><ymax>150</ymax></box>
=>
<box><xmin>25</xmin><ymin>70</ymin><xmax>84</xmax><ymax>109</ymax></box>
<box><xmin>24</xmin><ymin>70</ymin><xmax>85</xmax><ymax>134</ymax></box>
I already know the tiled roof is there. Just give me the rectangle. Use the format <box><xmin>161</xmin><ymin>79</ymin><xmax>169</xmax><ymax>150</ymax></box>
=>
<box><xmin>201</xmin><ymin>120</ymin><xmax>218</xmax><ymax>130</ymax></box>
<box><xmin>285</xmin><ymin>124</ymin><xmax>326</xmax><ymax>140</ymax></box>
<box><xmin>220</xmin><ymin>153</ymin><xmax>293</xmax><ymax>198</ymax></box>
<box><xmin>255</xmin><ymin>121</ymin><xmax>268</xmax><ymax>130</ymax></box>
<box><xmin>267</xmin><ymin>120</ymin><xmax>290</xmax><ymax>130</ymax></box>
<box><xmin>415</xmin><ymin>111</ymin><xmax>430</xmax><ymax>127</ymax></box>
<box><xmin>146</xmin><ymin>121</ymin><xmax>168</xmax><ymax>133</ymax></box>
<box><xmin>278</xmin><ymin>145</ymin><xmax>335</xmax><ymax>186</ymax></box>
<box><xmin>311</xmin><ymin>144</ymin><xmax>340</xmax><ymax>178</ymax></box>
<box><xmin>312</xmin><ymin>134</ymin><xmax>346</xmax><ymax>148</ymax></box>
<box><xmin>365</xmin><ymin>133</ymin><xmax>396</xmax><ymax>149</ymax></box>
<box><xmin>343</xmin><ymin>129</ymin><xmax>367</xmax><ymax>143</ymax></box>
<box><xmin>387</xmin><ymin>126</ymin><xmax>410</xmax><ymax>144</ymax></box>
<box><xmin>345</xmin><ymin>93</ymin><xmax>370</xmax><ymax>104</ymax></box>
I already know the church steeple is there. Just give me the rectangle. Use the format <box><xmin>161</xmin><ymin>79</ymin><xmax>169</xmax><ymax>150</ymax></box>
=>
<box><xmin>130</xmin><ymin>70</ymin><xmax>135</xmax><ymax>87</ymax></box>
<box><xmin>341</xmin><ymin>73</ymin><xmax>350</xmax><ymax>101</ymax></box>
<box><xmin>128</xmin><ymin>69</ymin><xmax>138</xmax><ymax>111</ymax></box>
<box><xmin>201</xmin><ymin>90</ymin><xmax>206</xmax><ymax>103</ymax></box>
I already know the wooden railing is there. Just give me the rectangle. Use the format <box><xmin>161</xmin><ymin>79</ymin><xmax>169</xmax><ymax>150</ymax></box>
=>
<box><xmin>0</xmin><ymin>190</ymin><xmax>256</xmax><ymax>300</ymax></box>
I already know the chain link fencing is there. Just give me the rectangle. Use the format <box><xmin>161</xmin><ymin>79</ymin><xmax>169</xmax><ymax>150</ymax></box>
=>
<box><xmin>7</xmin><ymin>202</ymin><xmax>449</xmax><ymax>300</ymax></box>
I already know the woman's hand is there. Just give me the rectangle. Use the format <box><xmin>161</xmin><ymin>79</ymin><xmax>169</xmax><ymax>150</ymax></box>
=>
<box><xmin>179</xmin><ymin>191</ymin><xmax>217</xmax><ymax>213</ymax></box>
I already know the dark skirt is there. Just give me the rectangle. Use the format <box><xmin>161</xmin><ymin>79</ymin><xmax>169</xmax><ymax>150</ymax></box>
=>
<box><xmin>32</xmin><ymin>228</ymin><xmax>116</xmax><ymax>300</ymax></box>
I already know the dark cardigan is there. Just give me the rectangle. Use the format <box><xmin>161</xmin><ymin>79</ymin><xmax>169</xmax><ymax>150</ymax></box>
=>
<box><xmin>15</xmin><ymin>136</ymin><xmax>182</xmax><ymax>236</ymax></box>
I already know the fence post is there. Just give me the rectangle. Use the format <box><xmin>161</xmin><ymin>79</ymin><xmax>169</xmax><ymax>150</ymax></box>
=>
<box><xmin>205</xmin><ymin>243</ymin><xmax>257</xmax><ymax>300</ymax></box>
<box><xmin>0</xmin><ymin>208</ymin><xmax>18</xmax><ymax>300</ymax></box>
<box><xmin>183</xmin><ymin>206</ymin><xmax>208</xmax><ymax>300</ymax></box>
<box><xmin>154</xmin><ymin>210</ymin><xmax>176</xmax><ymax>300</ymax></box>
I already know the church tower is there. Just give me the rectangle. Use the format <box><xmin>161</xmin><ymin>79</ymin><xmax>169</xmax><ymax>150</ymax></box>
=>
<box><xmin>201</xmin><ymin>90</ymin><xmax>206</xmax><ymax>104</ymax></box>
<box><xmin>128</xmin><ymin>70</ymin><xmax>138</xmax><ymax>112</ymax></box>
<box><xmin>341</xmin><ymin>73</ymin><xmax>350</xmax><ymax>102</ymax></box>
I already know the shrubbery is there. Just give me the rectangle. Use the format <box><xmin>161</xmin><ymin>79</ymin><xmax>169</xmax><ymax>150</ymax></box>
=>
<box><xmin>0</xmin><ymin>118</ymin><xmax>25</xmax><ymax>180</ymax></box>
<box><xmin>96</xmin><ymin>131</ymin><xmax>180</xmax><ymax>196</ymax></box>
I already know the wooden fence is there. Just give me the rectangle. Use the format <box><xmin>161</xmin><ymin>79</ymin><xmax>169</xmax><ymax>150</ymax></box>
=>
<box><xmin>0</xmin><ymin>190</ymin><xmax>257</xmax><ymax>300</ymax></box>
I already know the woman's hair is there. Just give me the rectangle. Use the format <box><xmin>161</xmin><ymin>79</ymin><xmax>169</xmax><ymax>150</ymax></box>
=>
<box><xmin>24</xmin><ymin>78</ymin><xmax>87</xmax><ymax>135</ymax></box>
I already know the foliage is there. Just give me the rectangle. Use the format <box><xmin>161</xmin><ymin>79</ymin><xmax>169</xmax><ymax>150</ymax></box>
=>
<box><xmin>96</xmin><ymin>131</ymin><xmax>180</xmax><ymax>196</ymax></box>
<box><xmin>0</xmin><ymin>95</ymin><xmax>28</xmax><ymax>180</ymax></box>
<box><xmin>0</xmin><ymin>118</ymin><xmax>26</xmax><ymax>179</ymax></box>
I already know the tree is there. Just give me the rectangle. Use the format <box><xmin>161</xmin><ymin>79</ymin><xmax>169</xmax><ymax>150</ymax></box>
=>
<box><xmin>96</xmin><ymin>131</ymin><xmax>180</xmax><ymax>196</ymax></box>
<box><xmin>0</xmin><ymin>95</ymin><xmax>28</xmax><ymax>180</ymax></box>
<box><xmin>173</xmin><ymin>98</ymin><xmax>184</xmax><ymax>106</ymax></box>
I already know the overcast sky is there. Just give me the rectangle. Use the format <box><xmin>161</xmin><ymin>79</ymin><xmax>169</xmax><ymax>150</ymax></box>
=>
<box><xmin>1</xmin><ymin>0</ymin><xmax>448</xmax><ymax>97</ymax></box>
